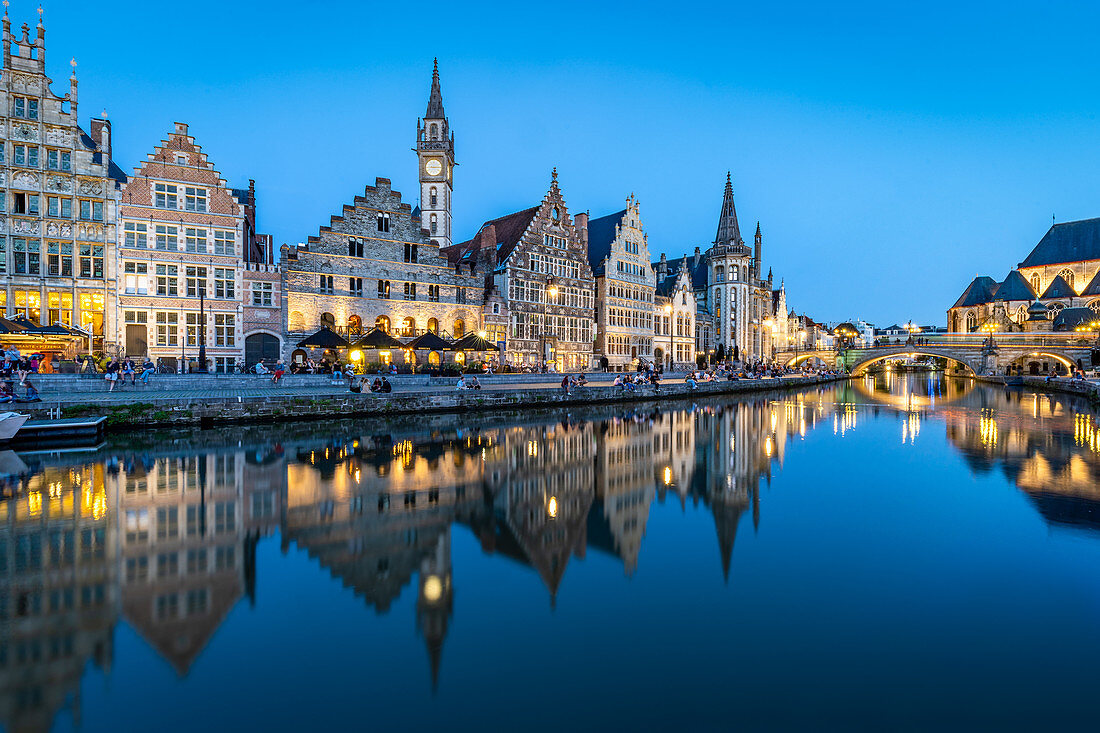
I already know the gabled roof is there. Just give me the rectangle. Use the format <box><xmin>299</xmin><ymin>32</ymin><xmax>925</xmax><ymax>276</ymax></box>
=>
<box><xmin>654</xmin><ymin>255</ymin><xmax>708</xmax><ymax>290</ymax></box>
<box><xmin>993</xmin><ymin>269</ymin><xmax>1036</xmax><ymax>302</ymax></box>
<box><xmin>950</xmin><ymin>276</ymin><xmax>999</xmax><ymax>309</ymax></box>
<box><xmin>447</xmin><ymin>206</ymin><xmax>539</xmax><ymax>266</ymax></box>
<box><xmin>1040</xmin><ymin>274</ymin><xmax>1076</xmax><ymax>299</ymax></box>
<box><xmin>1020</xmin><ymin>218</ymin><xmax>1100</xmax><ymax>268</ymax></box>
<box><xmin>1080</xmin><ymin>269</ymin><xmax>1100</xmax><ymax>297</ymax></box>
<box><xmin>586</xmin><ymin>209</ymin><xmax>626</xmax><ymax>275</ymax></box>
<box><xmin>1053</xmin><ymin>307</ymin><xmax>1095</xmax><ymax>331</ymax></box>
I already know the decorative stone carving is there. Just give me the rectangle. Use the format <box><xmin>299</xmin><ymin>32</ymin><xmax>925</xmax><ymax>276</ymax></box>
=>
<box><xmin>46</xmin><ymin>221</ymin><xmax>60</xmax><ymax>237</ymax></box>
<box><xmin>45</xmin><ymin>127</ymin><xmax>70</xmax><ymax>146</ymax></box>
<box><xmin>10</xmin><ymin>124</ymin><xmax>38</xmax><ymax>142</ymax></box>
<box><xmin>60</xmin><ymin>223</ymin><xmax>72</xmax><ymax>237</ymax></box>
<box><xmin>12</xmin><ymin>219</ymin><xmax>40</xmax><ymax>234</ymax></box>
<box><xmin>77</xmin><ymin>223</ymin><xmax>104</xmax><ymax>242</ymax></box>
<box><xmin>11</xmin><ymin>172</ymin><xmax>39</xmax><ymax>190</ymax></box>
<box><xmin>46</xmin><ymin>176</ymin><xmax>71</xmax><ymax>193</ymax></box>
<box><xmin>78</xmin><ymin>180</ymin><xmax>104</xmax><ymax>196</ymax></box>
<box><xmin>10</xmin><ymin>73</ymin><xmax>37</xmax><ymax>91</ymax></box>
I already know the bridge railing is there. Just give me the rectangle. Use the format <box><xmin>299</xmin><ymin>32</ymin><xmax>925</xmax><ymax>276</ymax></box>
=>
<box><xmin>860</xmin><ymin>333</ymin><xmax>1095</xmax><ymax>349</ymax></box>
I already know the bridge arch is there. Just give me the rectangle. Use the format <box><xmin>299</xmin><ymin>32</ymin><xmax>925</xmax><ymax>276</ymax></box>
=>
<box><xmin>1003</xmin><ymin>351</ymin><xmax>1077</xmax><ymax>375</ymax></box>
<box><xmin>784</xmin><ymin>352</ymin><xmax>832</xmax><ymax>368</ymax></box>
<box><xmin>848</xmin><ymin>350</ymin><xmax>978</xmax><ymax>376</ymax></box>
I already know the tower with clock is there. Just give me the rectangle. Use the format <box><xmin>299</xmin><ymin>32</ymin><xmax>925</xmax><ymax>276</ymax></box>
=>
<box><xmin>416</xmin><ymin>59</ymin><xmax>455</xmax><ymax>248</ymax></box>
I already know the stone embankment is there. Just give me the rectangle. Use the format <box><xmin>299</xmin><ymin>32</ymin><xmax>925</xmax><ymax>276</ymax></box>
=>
<box><xmin>977</xmin><ymin>375</ymin><xmax>1100</xmax><ymax>404</ymax></box>
<box><xmin>23</xmin><ymin>374</ymin><xmax>845</xmax><ymax>431</ymax></box>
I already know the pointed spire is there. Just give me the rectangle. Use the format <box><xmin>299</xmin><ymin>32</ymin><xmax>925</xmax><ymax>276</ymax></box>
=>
<box><xmin>425</xmin><ymin>58</ymin><xmax>445</xmax><ymax>119</ymax></box>
<box><xmin>714</xmin><ymin>172</ymin><xmax>743</xmax><ymax>246</ymax></box>
<box><xmin>755</xmin><ymin>221</ymin><xmax>761</xmax><ymax>239</ymax></box>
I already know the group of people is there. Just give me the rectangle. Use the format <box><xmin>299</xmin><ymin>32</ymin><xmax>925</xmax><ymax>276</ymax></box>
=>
<box><xmin>455</xmin><ymin>375</ymin><xmax>482</xmax><ymax>390</ymax></box>
<box><xmin>609</xmin><ymin>372</ymin><xmax>654</xmax><ymax>394</ymax></box>
<box><xmin>349</xmin><ymin>376</ymin><xmax>393</xmax><ymax>394</ymax></box>
<box><xmin>101</xmin><ymin>357</ymin><xmax>157</xmax><ymax>391</ymax></box>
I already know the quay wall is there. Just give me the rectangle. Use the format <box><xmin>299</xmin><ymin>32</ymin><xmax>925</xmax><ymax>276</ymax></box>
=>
<box><xmin>975</xmin><ymin>375</ymin><xmax>1100</xmax><ymax>404</ymax></box>
<box><xmin>26</xmin><ymin>375</ymin><xmax>846</xmax><ymax>431</ymax></box>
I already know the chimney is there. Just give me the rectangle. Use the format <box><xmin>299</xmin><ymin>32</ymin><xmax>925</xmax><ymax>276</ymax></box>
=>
<box><xmin>574</xmin><ymin>212</ymin><xmax>588</xmax><ymax>249</ymax></box>
<box><xmin>693</xmin><ymin>246</ymin><xmax>701</xmax><ymax>268</ymax></box>
<box><xmin>90</xmin><ymin>117</ymin><xmax>111</xmax><ymax>163</ymax></box>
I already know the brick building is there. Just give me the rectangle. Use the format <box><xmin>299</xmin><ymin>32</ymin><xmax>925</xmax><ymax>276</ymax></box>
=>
<box><xmin>282</xmin><ymin>177</ymin><xmax>482</xmax><ymax>367</ymax></box>
<box><xmin>587</xmin><ymin>194</ymin><xmax>655</xmax><ymax>371</ymax></box>
<box><xmin>448</xmin><ymin>170</ymin><xmax>595</xmax><ymax>371</ymax></box>
<box><xmin>116</xmin><ymin>123</ymin><xmax>252</xmax><ymax>371</ymax></box>
<box><xmin>0</xmin><ymin>9</ymin><xmax>124</xmax><ymax>354</ymax></box>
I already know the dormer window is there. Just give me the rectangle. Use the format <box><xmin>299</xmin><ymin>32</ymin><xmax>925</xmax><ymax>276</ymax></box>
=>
<box><xmin>176</xmin><ymin>154</ymin><xmax>187</xmax><ymax>165</ymax></box>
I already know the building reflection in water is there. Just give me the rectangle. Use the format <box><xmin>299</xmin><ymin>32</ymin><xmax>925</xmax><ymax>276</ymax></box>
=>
<box><xmin>12</xmin><ymin>376</ymin><xmax>1096</xmax><ymax>726</ymax></box>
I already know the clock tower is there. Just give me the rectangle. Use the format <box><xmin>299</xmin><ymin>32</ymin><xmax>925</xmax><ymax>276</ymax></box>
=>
<box><xmin>417</xmin><ymin>59</ymin><xmax>455</xmax><ymax>247</ymax></box>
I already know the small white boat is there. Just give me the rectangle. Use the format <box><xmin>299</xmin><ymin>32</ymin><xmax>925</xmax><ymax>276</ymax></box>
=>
<box><xmin>0</xmin><ymin>412</ymin><xmax>30</xmax><ymax>441</ymax></box>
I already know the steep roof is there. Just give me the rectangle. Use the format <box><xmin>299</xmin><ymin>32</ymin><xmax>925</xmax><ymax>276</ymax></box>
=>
<box><xmin>993</xmin><ymin>269</ymin><xmax>1036</xmax><ymax>301</ymax></box>
<box><xmin>446</xmin><ymin>206</ymin><xmax>539</xmax><ymax>266</ymax></box>
<box><xmin>655</xmin><ymin>255</ymin><xmax>708</xmax><ymax>290</ymax></box>
<box><xmin>1080</xmin><ymin>269</ymin><xmax>1100</xmax><ymax>297</ymax></box>
<box><xmin>950</xmin><ymin>276</ymin><xmax>999</xmax><ymax>309</ymax></box>
<box><xmin>585</xmin><ymin>209</ymin><xmax>626</xmax><ymax>276</ymax></box>
<box><xmin>1020</xmin><ymin>218</ymin><xmax>1100</xmax><ymax>268</ymax></box>
<box><xmin>1053</xmin><ymin>307</ymin><xmax>1095</xmax><ymax>331</ymax></box>
<box><xmin>714</xmin><ymin>173</ymin><xmax>742</xmax><ymax>246</ymax></box>
<box><xmin>425</xmin><ymin>59</ymin><xmax>445</xmax><ymax>119</ymax></box>
<box><xmin>1040</xmin><ymin>274</ymin><xmax>1077</xmax><ymax>299</ymax></box>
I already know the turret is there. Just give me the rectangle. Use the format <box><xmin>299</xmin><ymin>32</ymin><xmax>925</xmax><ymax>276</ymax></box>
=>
<box><xmin>754</xmin><ymin>222</ymin><xmax>762</xmax><ymax>278</ymax></box>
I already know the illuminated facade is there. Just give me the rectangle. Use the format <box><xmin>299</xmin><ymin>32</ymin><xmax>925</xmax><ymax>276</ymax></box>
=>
<box><xmin>0</xmin><ymin>10</ymin><xmax>124</xmax><ymax>351</ymax></box>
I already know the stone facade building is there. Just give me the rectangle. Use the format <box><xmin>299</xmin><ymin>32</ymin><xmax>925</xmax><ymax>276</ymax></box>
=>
<box><xmin>0</xmin><ymin>10</ymin><xmax>124</xmax><ymax>353</ymax></box>
<box><xmin>948</xmin><ymin>217</ymin><xmax>1100</xmax><ymax>335</ymax></box>
<box><xmin>653</xmin><ymin>174</ymin><xmax>776</xmax><ymax>363</ymax></box>
<box><xmin>116</xmin><ymin>123</ymin><xmax>250</xmax><ymax>372</ymax></box>
<box><xmin>587</xmin><ymin>195</ymin><xmax>655</xmax><ymax>371</ymax></box>
<box><xmin>283</xmin><ymin>177</ymin><xmax>482</xmax><ymax>366</ymax></box>
<box><xmin>417</xmin><ymin>60</ymin><xmax>454</xmax><ymax>249</ymax></box>
<box><xmin>447</xmin><ymin>170</ymin><xmax>595</xmax><ymax>371</ymax></box>
<box><xmin>654</xmin><ymin>260</ymin><xmax>697</xmax><ymax>370</ymax></box>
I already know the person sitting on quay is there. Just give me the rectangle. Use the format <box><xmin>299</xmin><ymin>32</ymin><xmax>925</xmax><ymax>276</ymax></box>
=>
<box><xmin>272</xmin><ymin>360</ymin><xmax>286</xmax><ymax>385</ymax></box>
<box><xmin>561</xmin><ymin>374</ymin><xmax>572</xmax><ymax>395</ymax></box>
<box><xmin>380</xmin><ymin>376</ymin><xmax>393</xmax><ymax>393</ymax></box>
<box><xmin>0</xmin><ymin>381</ymin><xmax>15</xmax><ymax>403</ymax></box>
<box><xmin>140</xmin><ymin>358</ymin><xmax>156</xmax><ymax>385</ymax></box>
<box><xmin>455</xmin><ymin>375</ymin><xmax>468</xmax><ymax>391</ymax></box>
<box><xmin>18</xmin><ymin>380</ymin><xmax>40</xmax><ymax>402</ymax></box>
<box><xmin>649</xmin><ymin>370</ymin><xmax>661</xmax><ymax>392</ymax></box>
<box><xmin>349</xmin><ymin>376</ymin><xmax>365</xmax><ymax>394</ymax></box>
<box><xmin>686</xmin><ymin>375</ymin><xmax>698</xmax><ymax>390</ymax></box>
<box><xmin>576</xmin><ymin>373</ymin><xmax>588</xmax><ymax>387</ymax></box>
<box><xmin>370</xmin><ymin>377</ymin><xmax>384</xmax><ymax>393</ymax></box>
<box><xmin>254</xmin><ymin>361</ymin><xmax>270</xmax><ymax>377</ymax></box>
<box><xmin>468</xmin><ymin>376</ymin><xmax>481</xmax><ymax>390</ymax></box>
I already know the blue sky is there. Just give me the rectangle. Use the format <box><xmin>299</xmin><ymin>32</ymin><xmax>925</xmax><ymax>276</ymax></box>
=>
<box><xmin>34</xmin><ymin>0</ymin><xmax>1100</xmax><ymax>325</ymax></box>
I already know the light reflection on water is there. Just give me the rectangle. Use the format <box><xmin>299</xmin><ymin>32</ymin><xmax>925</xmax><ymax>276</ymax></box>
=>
<box><xmin>4</xmin><ymin>375</ymin><xmax>1100</xmax><ymax>731</ymax></box>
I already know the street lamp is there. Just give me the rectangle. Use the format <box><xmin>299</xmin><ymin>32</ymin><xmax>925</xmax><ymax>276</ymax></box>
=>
<box><xmin>663</xmin><ymin>302</ymin><xmax>673</xmax><ymax>372</ymax></box>
<box><xmin>979</xmin><ymin>321</ymin><xmax>998</xmax><ymax>347</ymax></box>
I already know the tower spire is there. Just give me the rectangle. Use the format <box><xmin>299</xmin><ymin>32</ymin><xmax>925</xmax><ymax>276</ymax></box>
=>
<box><xmin>714</xmin><ymin>172</ymin><xmax>742</xmax><ymax>247</ymax></box>
<box><xmin>425</xmin><ymin>58</ymin><xmax>444</xmax><ymax>119</ymax></box>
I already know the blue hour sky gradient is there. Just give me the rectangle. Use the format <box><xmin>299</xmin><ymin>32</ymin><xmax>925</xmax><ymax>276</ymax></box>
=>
<box><xmin>32</xmin><ymin>0</ymin><xmax>1100</xmax><ymax>325</ymax></box>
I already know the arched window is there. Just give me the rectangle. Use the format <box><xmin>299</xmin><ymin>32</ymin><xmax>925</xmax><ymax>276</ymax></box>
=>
<box><xmin>321</xmin><ymin>312</ymin><xmax>335</xmax><ymax>330</ymax></box>
<box><xmin>427</xmin><ymin>318</ymin><xmax>439</xmax><ymax>334</ymax></box>
<box><xmin>1015</xmin><ymin>305</ymin><xmax>1027</xmax><ymax>323</ymax></box>
<box><xmin>1049</xmin><ymin>302</ymin><xmax>1064</xmax><ymax>320</ymax></box>
<box><xmin>1090</xmin><ymin>300</ymin><xmax>1100</xmax><ymax>314</ymax></box>
<box><xmin>347</xmin><ymin>314</ymin><xmax>362</xmax><ymax>336</ymax></box>
<box><xmin>452</xmin><ymin>319</ymin><xmax>465</xmax><ymax>339</ymax></box>
<box><xmin>430</xmin><ymin>187</ymin><xmax>438</xmax><ymax>207</ymax></box>
<box><xmin>1059</xmin><ymin>268</ymin><xmax>1075</xmax><ymax>291</ymax></box>
<box><xmin>965</xmin><ymin>312</ymin><xmax>977</xmax><ymax>332</ymax></box>
<box><xmin>454</xmin><ymin>351</ymin><xmax>465</xmax><ymax>365</ymax></box>
<box><xmin>375</xmin><ymin>315</ymin><xmax>390</xmax><ymax>333</ymax></box>
<box><xmin>289</xmin><ymin>310</ymin><xmax>305</xmax><ymax>332</ymax></box>
<box><xmin>428</xmin><ymin>351</ymin><xmax>441</xmax><ymax>366</ymax></box>
<box><xmin>430</xmin><ymin>123</ymin><xmax>438</xmax><ymax>140</ymax></box>
<box><xmin>1031</xmin><ymin>274</ymin><xmax>1041</xmax><ymax>294</ymax></box>
<box><xmin>732</xmin><ymin>265</ymin><xmax>739</xmax><ymax>281</ymax></box>
<box><xmin>430</xmin><ymin>214</ymin><xmax>438</xmax><ymax>234</ymax></box>
<box><xmin>401</xmin><ymin>317</ymin><xmax>416</xmax><ymax>336</ymax></box>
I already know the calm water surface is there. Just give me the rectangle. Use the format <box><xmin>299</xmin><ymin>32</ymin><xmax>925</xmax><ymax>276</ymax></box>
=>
<box><xmin>4</xmin><ymin>374</ymin><xmax>1100</xmax><ymax>731</ymax></box>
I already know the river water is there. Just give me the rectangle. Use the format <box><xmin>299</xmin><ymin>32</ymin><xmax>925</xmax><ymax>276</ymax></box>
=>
<box><xmin>3</xmin><ymin>374</ymin><xmax>1100</xmax><ymax>731</ymax></box>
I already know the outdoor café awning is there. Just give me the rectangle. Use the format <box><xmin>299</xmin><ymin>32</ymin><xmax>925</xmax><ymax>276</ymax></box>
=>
<box><xmin>296</xmin><ymin>327</ymin><xmax>350</xmax><ymax>349</ymax></box>
<box><xmin>354</xmin><ymin>328</ymin><xmax>405</xmax><ymax>349</ymax></box>
<box><xmin>451</xmin><ymin>333</ymin><xmax>500</xmax><ymax>352</ymax></box>
<box><xmin>405</xmin><ymin>332</ymin><xmax>453</xmax><ymax>351</ymax></box>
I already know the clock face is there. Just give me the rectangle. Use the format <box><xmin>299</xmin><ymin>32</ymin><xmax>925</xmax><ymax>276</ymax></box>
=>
<box><xmin>425</xmin><ymin>159</ymin><xmax>443</xmax><ymax>176</ymax></box>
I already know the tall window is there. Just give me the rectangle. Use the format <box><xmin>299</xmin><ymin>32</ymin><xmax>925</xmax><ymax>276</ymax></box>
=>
<box><xmin>154</xmin><ymin>183</ymin><xmax>178</xmax><ymax>209</ymax></box>
<box><xmin>155</xmin><ymin>225</ymin><xmax>178</xmax><ymax>251</ymax></box>
<box><xmin>430</xmin><ymin>187</ymin><xmax>438</xmax><ymax>206</ymax></box>
<box><xmin>376</xmin><ymin>213</ymin><xmax>390</xmax><ymax>233</ymax></box>
<box><xmin>252</xmin><ymin>282</ymin><xmax>273</xmax><ymax>306</ymax></box>
<box><xmin>124</xmin><ymin>222</ymin><xmax>147</xmax><ymax>248</ymax></box>
<box><xmin>185</xmin><ymin>267</ymin><xmax>208</xmax><ymax>298</ymax></box>
<box><xmin>348</xmin><ymin>237</ymin><xmax>364</xmax><ymax>257</ymax></box>
<box><xmin>965</xmin><ymin>312</ymin><xmax>977</xmax><ymax>332</ymax></box>
<box><xmin>215</xmin><ymin>314</ymin><xmax>235</xmax><ymax>346</ymax></box>
<box><xmin>453</xmin><ymin>319</ymin><xmax>465</xmax><ymax>339</ymax></box>
<box><xmin>428</xmin><ymin>284</ymin><xmax>440</xmax><ymax>302</ymax></box>
<box><xmin>1031</xmin><ymin>273</ymin><xmax>1041</xmax><ymax>294</ymax></box>
<box><xmin>349</xmin><ymin>277</ymin><xmax>363</xmax><ymax>297</ymax></box>
<box><xmin>404</xmin><ymin>243</ymin><xmax>418</xmax><ymax>262</ymax></box>
<box><xmin>377</xmin><ymin>280</ymin><xmax>391</xmax><ymax>299</ymax></box>
<box><xmin>430</xmin><ymin>214</ymin><xmax>438</xmax><ymax>234</ymax></box>
<box><xmin>156</xmin><ymin>312</ymin><xmax>179</xmax><ymax>345</ymax></box>
<box><xmin>375</xmin><ymin>315</ymin><xmax>390</xmax><ymax>333</ymax></box>
<box><xmin>319</xmin><ymin>275</ymin><xmax>334</xmax><ymax>294</ymax></box>
<box><xmin>213</xmin><ymin>230</ymin><xmax>235</xmax><ymax>256</ymax></box>
<box><xmin>184</xmin><ymin>187</ymin><xmax>207</xmax><ymax>212</ymax></box>
<box><xmin>79</xmin><ymin>244</ymin><xmax>103</xmax><ymax>278</ymax></box>
<box><xmin>185</xmin><ymin>228</ymin><xmax>207</xmax><ymax>253</ymax></box>
<box><xmin>403</xmin><ymin>282</ymin><xmax>416</xmax><ymax>300</ymax></box>
<box><xmin>1058</xmin><ymin>268</ymin><xmax>1075</xmax><ymax>292</ymax></box>
<box><xmin>213</xmin><ymin>268</ymin><xmax>234</xmax><ymax>299</ymax></box>
<box><xmin>156</xmin><ymin>265</ymin><xmax>178</xmax><ymax>296</ymax></box>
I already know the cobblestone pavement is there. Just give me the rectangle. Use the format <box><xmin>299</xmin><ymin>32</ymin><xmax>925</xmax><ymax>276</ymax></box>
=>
<box><xmin>27</xmin><ymin>376</ymin><xmax>697</xmax><ymax>406</ymax></box>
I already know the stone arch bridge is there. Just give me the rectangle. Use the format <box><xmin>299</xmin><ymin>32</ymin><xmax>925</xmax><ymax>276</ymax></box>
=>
<box><xmin>776</xmin><ymin>341</ymin><xmax>1095</xmax><ymax>376</ymax></box>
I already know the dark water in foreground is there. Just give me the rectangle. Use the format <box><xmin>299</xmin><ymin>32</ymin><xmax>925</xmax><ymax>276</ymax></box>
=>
<box><xmin>3</xmin><ymin>374</ymin><xmax>1100</xmax><ymax>731</ymax></box>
